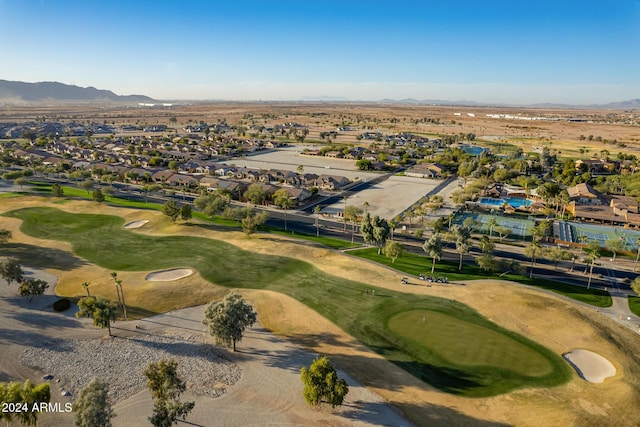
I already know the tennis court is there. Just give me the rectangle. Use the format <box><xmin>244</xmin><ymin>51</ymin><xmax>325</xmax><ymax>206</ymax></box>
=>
<box><xmin>454</xmin><ymin>212</ymin><xmax>535</xmax><ymax>238</ymax></box>
<box><xmin>558</xmin><ymin>221</ymin><xmax>640</xmax><ymax>251</ymax></box>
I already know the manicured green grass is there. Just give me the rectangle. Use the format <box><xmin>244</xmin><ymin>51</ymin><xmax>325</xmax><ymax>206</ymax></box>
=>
<box><xmin>32</xmin><ymin>182</ymin><xmax>361</xmax><ymax>248</ymax></box>
<box><xmin>389</xmin><ymin>310</ymin><xmax>552</xmax><ymax>376</ymax></box>
<box><xmin>267</xmin><ymin>227</ymin><xmax>360</xmax><ymax>250</ymax></box>
<box><xmin>350</xmin><ymin>248</ymin><xmax>612</xmax><ymax>307</ymax></box>
<box><xmin>3</xmin><ymin>206</ymin><xmax>572</xmax><ymax>397</ymax></box>
<box><xmin>0</xmin><ymin>192</ymin><xmax>26</xmax><ymax>198</ymax></box>
<box><xmin>629</xmin><ymin>296</ymin><xmax>640</xmax><ymax>317</ymax></box>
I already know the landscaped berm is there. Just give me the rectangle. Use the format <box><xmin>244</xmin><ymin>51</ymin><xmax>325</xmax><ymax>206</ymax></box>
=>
<box><xmin>2</xmin><ymin>196</ymin><xmax>640</xmax><ymax>426</ymax></box>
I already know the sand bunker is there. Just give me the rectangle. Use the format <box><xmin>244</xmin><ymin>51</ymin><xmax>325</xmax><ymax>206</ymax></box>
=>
<box><xmin>563</xmin><ymin>349</ymin><xmax>616</xmax><ymax>383</ymax></box>
<box><xmin>124</xmin><ymin>220</ymin><xmax>149</xmax><ymax>229</ymax></box>
<box><xmin>146</xmin><ymin>268</ymin><xmax>193</xmax><ymax>282</ymax></box>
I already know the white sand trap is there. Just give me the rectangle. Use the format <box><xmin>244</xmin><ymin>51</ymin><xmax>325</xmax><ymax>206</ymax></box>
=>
<box><xmin>563</xmin><ymin>349</ymin><xmax>616</xmax><ymax>383</ymax></box>
<box><xmin>124</xmin><ymin>220</ymin><xmax>149</xmax><ymax>229</ymax></box>
<box><xmin>146</xmin><ymin>268</ymin><xmax>193</xmax><ymax>282</ymax></box>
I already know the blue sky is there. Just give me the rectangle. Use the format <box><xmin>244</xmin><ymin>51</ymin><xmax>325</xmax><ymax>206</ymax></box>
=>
<box><xmin>1</xmin><ymin>0</ymin><xmax>638</xmax><ymax>103</ymax></box>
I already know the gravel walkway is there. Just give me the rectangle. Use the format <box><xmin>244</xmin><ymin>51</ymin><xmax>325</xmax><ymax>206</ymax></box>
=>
<box><xmin>21</xmin><ymin>332</ymin><xmax>240</xmax><ymax>402</ymax></box>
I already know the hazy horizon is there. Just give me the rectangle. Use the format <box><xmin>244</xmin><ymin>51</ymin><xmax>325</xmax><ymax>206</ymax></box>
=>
<box><xmin>1</xmin><ymin>0</ymin><xmax>638</xmax><ymax>104</ymax></box>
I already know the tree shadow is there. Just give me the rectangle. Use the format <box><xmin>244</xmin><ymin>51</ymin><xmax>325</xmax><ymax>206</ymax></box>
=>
<box><xmin>0</xmin><ymin>327</ymin><xmax>69</xmax><ymax>348</ymax></box>
<box><xmin>5</xmin><ymin>306</ymin><xmax>82</xmax><ymax>330</ymax></box>
<box><xmin>390</xmin><ymin>360</ymin><xmax>485</xmax><ymax>396</ymax></box>
<box><xmin>1</xmin><ymin>243</ymin><xmax>87</xmax><ymax>271</ymax></box>
<box><xmin>340</xmin><ymin>400</ymin><xmax>512</xmax><ymax>427</ymax></box>
<box><xmin>107</xmin><ymin>331</ymin><xmax>229</xmax><ymax>364</ymax></box>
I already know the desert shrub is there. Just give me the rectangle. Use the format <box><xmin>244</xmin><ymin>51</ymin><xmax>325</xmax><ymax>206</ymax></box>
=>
<box><xmin>53</xmin><ymin>298</ymin><xmax>71</xmax><ymax>312</ymax></box>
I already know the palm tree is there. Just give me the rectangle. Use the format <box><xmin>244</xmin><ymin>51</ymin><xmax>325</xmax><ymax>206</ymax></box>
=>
<box><xmin>423</xmin><ymin>233</ymin><xmax>443</xmax><ymax>274</ymax></box>
<box><xmin>273</xmin><ymin>189</ymin><xmax>294</xmax><ymax>232</ymax></box>
<box><xmin>605</xmin><ymin>238</ymin><xmax>624</xmax><ymax>263</ymax></box>
<box><xmin>452</xmin><ymin>225</ymin><xmax>471</xmax><ymax>271</ymax></box>
<box><xmin>110</xmin><ymin>272</ymin><xmax>128</xmax><ymax>320</ymax></box>
<box><xmin>81</xmin><ymin>281</ymin><xmax>91</xmax><ymax>297</ymax></box>
<box><xmin>389</xmin><ymin>218</ymin><xmax>398</xmax><ymax>240</ymax></box>
<box><xmin>524</xmin><ymin>240</ymin><xmax>542</xmax><ymax>278</ymax></box>
<box><xmin>344</xmin><ymin>205</ymin><xmax>363</xmax><ymax>243</ymax></box>
<box><xmin>586</xmin><ymin>250</ymin><xmax>599</xmax><ymax>289</ymax></box>
<box><xmin>479</xmin><ymin>235</ymin><xmax>494</xmax><ymax>254</ymax></box>
<box><xmin>487</xmin><ymin>216</ymin><xmax>497</xmax><ymax>237</ymax></box>
<box><xmin>313</xmin><ymin>205</ymin><xmax>321</xmax><ymax>237</ymax></box>
<box><xmin>557</xmin><ymin>191</ymin><xmax>570</xmax><ymax>218</ymax></box>
<box><xmin>634</xmin><ymin>237</ymin><xmax>640</xmax><ymax>271</ymax></box>
<box><xmin>342</xmin><ymin>196</ymin><xmax>348</xmax><ymax>231</ymax></box>
<box><xmin>568</xmin><ymin>251</ymin><xmax>579</xmax><ymax>272</ymax></box>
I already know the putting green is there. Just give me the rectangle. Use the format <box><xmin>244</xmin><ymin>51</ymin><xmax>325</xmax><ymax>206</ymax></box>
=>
<box><xmin>389</xmin><ymin>310</ymin><xmax>552</xmax><ymax>377</ymax></box>
<box><xmin>3</xmin><ymin>206</ymin><xmax>571</xmax><ymax>396</ymax></box>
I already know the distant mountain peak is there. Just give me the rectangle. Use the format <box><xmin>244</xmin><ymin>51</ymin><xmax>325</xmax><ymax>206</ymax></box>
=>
<box><xmin>0</xmin><ymin>79</ymin><xmax>154</xmax><ymax>103</ymax></box>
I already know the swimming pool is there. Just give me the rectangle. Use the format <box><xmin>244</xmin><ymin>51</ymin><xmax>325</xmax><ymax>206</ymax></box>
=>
<box><xmin>461</xmin><ymin>145</ymin><xmax>488</xmax><ymax>156</ymax></box>
<box><xmin>479</xmin><ymin>197</ymin><xmax>532</xmax><ymax>208</ymax></box>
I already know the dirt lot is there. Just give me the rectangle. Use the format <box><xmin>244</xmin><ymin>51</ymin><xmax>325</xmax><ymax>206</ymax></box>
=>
<box><xmin>2</xmin><ymin>102</ymin><xmax>638</xmax><ymax>153</ymax></box>
<box><xmin>2</xmin><ymin>196</ymin><xmax>640</xmax><ymax>426</ymax></box>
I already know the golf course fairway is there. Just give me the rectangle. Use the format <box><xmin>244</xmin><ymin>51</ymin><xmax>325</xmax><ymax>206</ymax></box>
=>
<box><xmin>3</xmin><ymin>206</ymin><xmax>571</xmax><ymax>397</ymax></box>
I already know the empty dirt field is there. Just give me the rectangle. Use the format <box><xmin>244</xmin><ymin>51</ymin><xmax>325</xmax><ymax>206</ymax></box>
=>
<box><xmin>2</xmin><ymin>195</ymin><xmax>640</xmax><ymax>426</ymax></box>
<box><xmin>2</xmin><ymin>102</ymin><xmax>638</xmax><ymax>154</ymax></box>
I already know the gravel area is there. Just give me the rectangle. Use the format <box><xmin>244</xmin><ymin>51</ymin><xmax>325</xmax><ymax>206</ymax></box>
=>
<box><xmin>21</xmin><ymin>332</ymin><xmax>241</xmax><ymax>402</ymax></box>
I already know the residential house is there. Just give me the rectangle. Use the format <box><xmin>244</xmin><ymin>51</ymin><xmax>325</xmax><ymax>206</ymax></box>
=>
<box><xmin>314</xmin><ymin>174</ymin><xmax>350</xmax><ymax>190</ymax></box>
<box><xmin>166</xmin><ymin>174</ymin><xmax>200</xmax><ymax>188</ymax></box>
<box><xmin>566</xmin><ymin>183</ymin><xmax>604</xmax><ymax>205</ymax></box>
<box><xmin>575</xmin><ymin>159</ymin><xmax>617</xmax><ymax>174</ymax></box>
<box><xmin>151</xmin><ymin>170</ymin><xmax>176</xmax><ymax>184</ymax></box>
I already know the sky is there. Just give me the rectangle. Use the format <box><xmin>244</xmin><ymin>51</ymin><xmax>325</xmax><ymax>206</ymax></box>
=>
<box><xmin>1</xmin><ymin>0</ymin><xmax>639</xmax><ymax>104</ymax></box>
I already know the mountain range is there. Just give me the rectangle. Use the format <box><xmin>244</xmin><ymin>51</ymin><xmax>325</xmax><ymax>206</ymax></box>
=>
<box><xmin>0</xmin><ymin>80</ymin><xmax>154</xmax><ymax>103</ymax></box>
<box><xmin>0</xmin><ymin>79</ymin><xmax>638</xmax><ymax>109</ymax></box>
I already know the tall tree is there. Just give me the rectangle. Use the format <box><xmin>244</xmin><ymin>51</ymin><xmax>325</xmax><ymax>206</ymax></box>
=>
<box><xmin>82</xmin><ymin>281</ymin><xmax>91</xmax><ymax>297</ymax></box>
<box><xmin>524</xmin><ymin>240</ymin><xmax>542</xmax><ymax>278</ymax></box>
<box><xmin>479</xmin><ymin>235</ymin><xmax>495</xmax><ymax>254</ymax></box>
<box><xmin>300</xmin><ymin>356</ymin><xmax>349</xmax><ymax>408</ymax></box>
<box><xmin>313</xmin><ymin>205</ymin><xmax>321</xmax><ymax>237</ymax></box>
<box><xmin>344</xmin><ymin>205</ymin><xmax>363</xmax><ymax>243</ymax></box>
<box><xmin>586</xmin><ymin>241</ymin><xmax>601</xmax><ymax>289</ymax></box>
<box><xmin>79</xmin><ymin>179</ymin><xmax>95</xmax><ymax>194</ymax></box>
<box><xmin>383</xmin><ymin>240</ymin><xmax>404</xmax><ymax>263</ymax></box>
<box><xmin>0</xmin><ymin>258</ymin><xmax>24</xmax><ymax>286</ymax></box>
<box><xmin>605</xmin><ymin>237</ymin><xmax>624</xmax><ymax>263</ymax></box>
<box><xmin>273</xmin><ymin>188</ymin><xmax>294</xmax><ymax>232</ymax></box>
<box><xmin>634</xmin><ymin>237</ymin><xmax>640</xmax><ymax>271</ymax></box>
<box><xmin>163</xmin><ymin>200</ymin><xmax>181</xmax><ymax>223</ymax></box>
<box><xmin>371</xmin><ymin>215</ymin><xmax>391</xmax><ymax>254</ymax></box>
<box><xmin>202</xmin><ymin>292</ymin><xmax>257</xmax><ymax>351</ymax></box>
<box><xmin>76</xmin><ymin>297</ymin><xmax>118</xmax><ymax>337</ymax></box>
<box><xmin>73</xmin><ymin>379</ymin><xmax>115</xmax><ymax>427</ymax></box>
<box><xmin>423</xmin><ymin>233</ymin><xmax>443</xmax><ymax>274</ymax></box>
<box><xmin>92</xmin><ymin>188</ymin><xmax>105</xmax><ymax>203</ymax></box>
<box><xmin>452</xmin><ymin>225</ymin><xmax>471</xmax><ymax>271</ymax></box>
<box><xmin>194</xmin><ymin>193</ymin><xmax>228</xmax><ymax>218</ymax></box>
<box><xmin>244</xmin><ymin>183</ymin><xmax>268</xmax><ymax>206</ymax></box>
<box><xmin>477</xmin><ymin>253</ymin><xmax>497</xmax><ymax>272</ymax></box>
<box><xmin>180</xmin><ymin>204</ymin><xmax>192</xmax><ymax>223</ymax></box>
<box><xmin>18</xmin><ymin>279</ymin><xmax>49</xmax><ymax>302</ymax></box>
<box><xmin>110</xmin><ymin>272</ymin><xmax>128</xmax><ymax>320</ymax></box>
<box><xmin>487</xmin><ymin>217</ymin><xmax>497</xmax><ymax>237</ymax></box>
<box><xmin>144</xmin><ymin>359</ymin><xmax>195</xmax><ymax>427</ymax></box>
<box><xmin>240</xmin><ymin>209</ymin><xmax>268</xmax><ymax>236</ymax></box>
<box><xmin>342</xmin><ymin>196</ymin><xmax>348</xmax><ymax>231</ymax></box>
<box><xmin>0</xmin><ymin>380</ymin><xmax>50</xmax><ymax>427</ymax></box>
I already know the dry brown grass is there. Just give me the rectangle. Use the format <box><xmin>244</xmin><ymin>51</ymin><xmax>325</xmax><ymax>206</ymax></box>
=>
<box><xmin>3</xmin><ymin>197</ymin><xmax>640</xmax><ymax>426</ymax></box>
<box><xmin>2</xmin><ymin>103</ymin><xmax>638</xmax><ymax>154</ymax></box>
